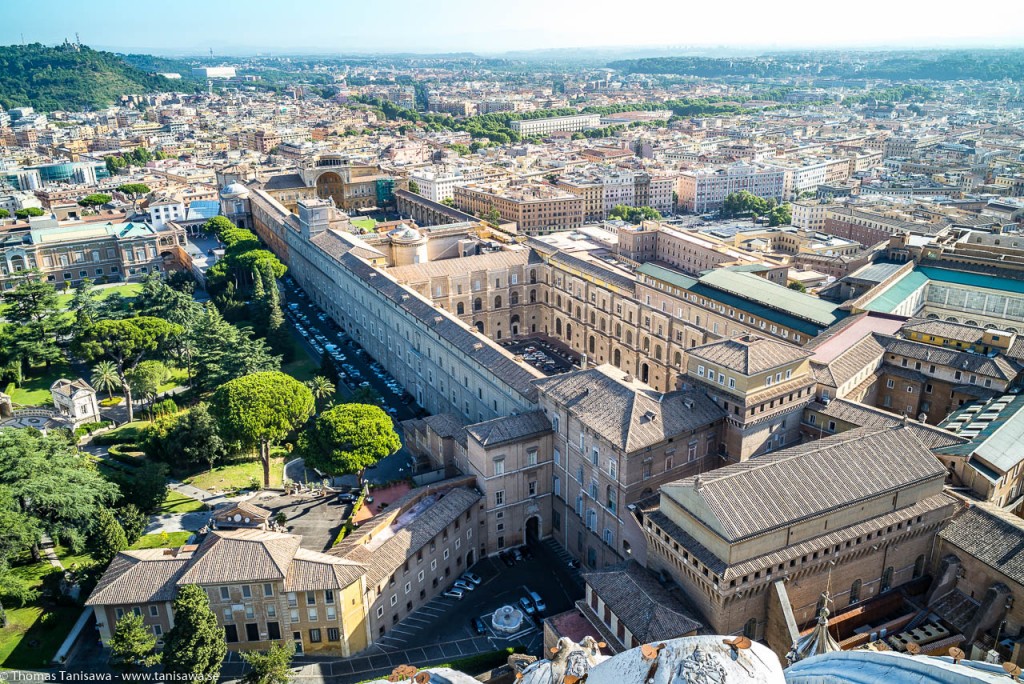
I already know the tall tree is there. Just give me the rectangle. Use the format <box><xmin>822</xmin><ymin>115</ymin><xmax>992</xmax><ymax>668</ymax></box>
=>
<box><xmin>117</xmin><ymin>183</ymin><xmax>151</xmax><ymax>213</ymax></box>
<box><xmin>91</xmin><ymin>360</ymin><xmax>121</xmax><ymax>401</ymax></box>
<box><xmin>298</xmin><ymin>404</ymin><xmax>400</xmax><ymax>486</ymax></box>
<box><xmin>240</xmin><ymin>642</ymin><xmax>295</xmax><ymax>684</ymax></box>
<box><xmin>307</xmin><ymin>376</ymin><xmax>336</xmax><ymax>412</ymax></box>
<box><xmin>211</xmin><ymin>372</ymin><xmax>314</xmax><ymax>487</ymax></box>
<box><xmin>128</xmin><ymin>359</ymin><xmax>169</xmax><ymax>418</ymax></box>
<box><xmin>0</xmin><ymin>428</ymin><xmax>119</xmax><ymax>560</ymax></box>
<box><xmin>70</xmin><ymin>277</ymin><xmax>100</xmax><ymax>328</ymax></box>
<box><xmin>142</xmin><ymin>403</ymin><xmax>225</xmax><ymax>472</ymax></box>
<box><xmin>162</xmin><ymin>584</ymin><xmax>226</xmax><ymax>678</ymax></box>
<box><xmin>77</xmin><ymin>193</ymin><xmax>112</xmax><ymax>208</ymax></box>
<box><xmin>109</xmin><ymin>613</ymin><xmax>160</xmax><ymax>671</ymax></box>
<box><xmin>90</xmin><ymin>508</ymin><xmax>128</xmax><ymax>566</ymax></box>
<box><xmin>74</xmin><ymin>317</ymin><xmax>182</xmax><ymax>423</ymax></box>
<box><xmin>1</xmin><ymin>273</ymin><xmax>64</xmax><ymax>371</ymax></box>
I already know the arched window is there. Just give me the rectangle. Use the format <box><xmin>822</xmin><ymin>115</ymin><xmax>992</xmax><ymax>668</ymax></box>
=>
<box><xmin>674</xmin><ymin>351</ymin><xmax>682</xmax><ymax>367</ymax></box>
<box><xmin>510</xmin><ymin>291</ymin><xmax>519</xmax><ymax>306</ymax></box>
<box><xmin>494</xmin><ymin>295</ymin><xmax>502</xmax><ymax>309</ymax></box>
<box><xmin>566</xmin><ymin>323</ymin><xmax>573</xmax><ymax>341</ymax></box>
<box><xmin>626</xmin><ymin>331</ymin><xmax>633</xmax><ymax>346</ymax></box>
<box><xmin>589</xmin><ymin>311</ymin><xmax>596</xmax><ymax>325</ymax></box>
<box><xmin>743</xmin><ymin>619</ymin><xmax>757</xmax><ymax>639</ymax></box>
<box><xmin>529</xmin><ymin>289</ymin><xmax>536</xmax><ymax>303</ymax></box>
<box><xmin>475</xmin><ymin>321</ymin><xmax>484</xmax><ymax>333</ymax></box>
<box><xmin>655</xmin><ymin>345</ymin><xmax>662</xmax><ymax>361</ymax></box>
<box><xmin>474</xmin><ymin>298</ymin><xmax>482</xmax><ymax>312</ymax></box>
<box><xmin>606</xmin><ymin>485</ymin><xmax>616</xmax><ymax>514</ymax></box>
<box><xmin>529</xmin><ymin>270</ymin><xmax>537</xmax><ymax>284</ymax></box>
<box><xmin>913</xmin><ymin>555</ymin><xmax>926</xmax><ymax>579</ymax></box>
<box><xmin>881</xmin><ymin>567</ymin><xmax>893</xmax><ymax>593</ymax></box>
<box><xmin>557</xmin><ymin>295</ymin><xmax>562</xmax><ymax>308</ymax></box>
<box><xmin>849</xmin><ymin>579</ymin><xmax>861</xmax><ymax>605</ymax></box>
<box><xmin>456</xmin><ymin>302</ymin><xmax>465</xmax><ymax>315</ymax></box>
<box><xmin>613</xmin><ymin>348</ymin><xmax>621</xmax><ymax>367</ymax></box>
<box><xmin>615</xmin><ymin>323</ymin><xmax>622</xmax><ymax>337</ymax></box>
<box><xmin>589</xmin><ymin>336</ymin><xmax>596</xmax><ymax>354</ymax></box>
<box><xmin>643</xmin><ymin>338</ymin><xmax>650</xmax><ymax>352</ymax></box>
<box><xmin>576</xmin><ymin>306</ymin><xmax>582</xmax><ymax>319</ymax></box>
<box><xmin>556</xmin><ymin>319</ymin><xmax>563</xmax><ymax>336</ymax></box>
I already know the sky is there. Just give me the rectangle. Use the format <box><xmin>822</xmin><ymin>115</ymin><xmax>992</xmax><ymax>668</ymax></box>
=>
<box><xmin>2</xmin><ymin>0</ymin><xmax>1024</xmax><ymax>56</ymax></box>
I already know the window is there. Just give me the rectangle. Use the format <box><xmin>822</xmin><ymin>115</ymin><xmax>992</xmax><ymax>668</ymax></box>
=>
<box><xmin>591</xmin><ymin>447</ymin><xmax>599</xmax><ymax>466</ymax></box>
<box><xmin>307</xmin><ymin>592</ymin><xmax>316</xmax><ymax>606</ymax></box>
<box><xmin>328</xmin><ymin>628</ymin><xmax>340</xmax><ymax>642</ymax></box>
<box><xmin>528</xmin><ymin>481</ymin><xmax>537</xmax><ymax>496</ymax></box>
<box><xmin>881</xmin><ymin>566</ymin><xmax>893</xmax><ymax>593</ymax></box>
<box><xmin>554</xmin><ymin>448</ymin><xmax>561</xmax><ymax>466</ymax></box>
<box><xmin>697</xmin><ymin>365</ymin><xmax>705</xmax><ymax>377</ymax></box>
<box><xmin>495</xmin><ymin>490</ymin><xmax>504</xmax><ymax>506</ymax></box>
<box><xmin>267</xmin><ymin>605</ymin><xmax>276</xmax><ymax>618</ymax></box>
<box><xmin>307</xmin><ymin>607</ymin><xmax>318</xmax><ymax>621</ymax></box>
<box><xmin>149</xmin><ymin>605</ymin><xmax>159</xmax><ymax>617</ymax></box>
<box><xmin>220</xmin><ymin>587</ymin><xmax>230</xmax><ymax>601</ymax></box>
<box><xmin>494</xmin><ymin>458</ymin><xmax>505</xmax><ymax>476</ymax></box>
<box><xmin>222</xmin><ymin>608</ymin><xmax>232</xmax><ymax>622</ymax></box>
<box><xmin>849</xmin><ymin>579</ymin><xmax>861</xmax><ymax>605</ymax></box>
<box><xmin>153</xmin><ymin>625</ymin><xmax>163</xmax><ymax>637</ymax></box>
<box><xmin>245</xmin><ymin>623</ymin><xmax>260</xmax><ymax>642</ymax></box>
<box><xmin>376</xmin><ymin>606</ymin><xmax>384</xmax><ymax>618</ymax></box>
<box><xmin>287</xmin><ymin>592</ymin><xmax>297</xmax><ymax>608</ymax></box>
<box><xmin>528</xmin><ymin>449</ymin><xmax>538</xmax><ymax>466</ymax></box>
<box><xmin>608</xmin><ymin>458</ymin><xmax>617</xmax><ymax>480</ymax></box>
<box><xmin>688</xmin><ymin>443</ymin><xmax>698</xmax><ymax>462</ymax></box>
<box><xmin>552</xmin><ymin>416</ymin><xmax>560</xmax><ymax>433</ymax></box>
<box><xmin>224</xmin><ymin>625</ymin><xmax>239</xmax><ymax>643</ymax></box>
<box><xmin>554</xmin><ymin>476</ymin><xmax>561</xmax><ymax>497</ymax></box>
<box><xmin>324</xmin><ymin>590</ymin><xmax>334</xmax><ymax>605</ymax></box>
<box><xmin>242</xmin><ymin>585</ymin><xmax>252</xmax><ymax>599</ymax></box>
<box><xmin>309</xmin><ymin>628</ymin><xmax>322</xmax><ymax>643</ymax></box>
<box><xmin>390</xmin><ymin>594</ymin><xmax>398</xmax><ymax>606</ymax></box>
<box><xmin>245</xmin><ymin>604</ymin><xmax>255</xmax><ymax>619</ymax></box>
<box><xmin>263</xmin><ymin>583</ymin><xmax>274</xmax><ymax>597</ymax></box>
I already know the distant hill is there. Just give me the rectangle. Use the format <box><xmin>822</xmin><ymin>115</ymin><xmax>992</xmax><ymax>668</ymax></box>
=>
<box><xmin>0</xmin><ymin>43</ymin><xmax>193</xmax><ymax>112</ymax></box>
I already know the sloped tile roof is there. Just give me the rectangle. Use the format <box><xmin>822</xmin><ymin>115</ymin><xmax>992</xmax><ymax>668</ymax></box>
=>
<box><xmin>810</xmin><ymin>399</ymin><xmax>966</xmax><ymax>450</ymax></box>
<box><xmin>86</xmin><ymin>549</ymin><xmax>192</xmax><ymax>606</ymax></box>
<box><xmin>939</xmin><ymin>503</ymin><xmax>1024</xmax><ymax>586</ymax></box>
<box><xmin>687</xmin><ymin>335</ymin><xmax>812</xmax><ymax>376</ymax></box>
<box><xmin>466</xmin><ymin>411</ymin><xmax>551</xmax><ymax>447</ymax></box>
<box><xmin>533</xmin><ymin>366</ymin><xmax>725</xmax><ymax>453</ymax></box>
<box><xmin>176</xmin><ymin>530</ymin><xmax>301</xmax><ymax>585</ymax></box>
<box><xmin>286</xmin><ymin>549</ymin><xmax>365</xmax><ymax>592</ymax></box>
<box><xmin>582</xmin><ymin>560</ymin><xmax>702</xmax><ymax>642</ymax></box>
<box><xmin>661</xmin><ymin>426</ymin><xmax>948</xmax><ymax>542</ymax></box>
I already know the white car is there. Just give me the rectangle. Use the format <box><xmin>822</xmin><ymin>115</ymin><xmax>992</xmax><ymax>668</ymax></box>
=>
<box><xmin>443</xmin><ymin>588</ymin><xmax>464</xmax><ymax>600</ymax></box>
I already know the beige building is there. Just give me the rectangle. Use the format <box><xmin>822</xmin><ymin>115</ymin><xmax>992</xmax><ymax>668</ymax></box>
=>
<box><xmin>639</xmin><ymin>425</ymin><xmax>958</xmax><ymax>659</ymax></box>
<box><xmin>87</xmin><ymin>530</ymin><xmax>370</xmax><ymax>657</ymax></box>
<box><xmin>454</xmin><ymin>182</ymin><xmax>584</xmax><ymax>236</ymax></box>
<box><xmin>0</xmin><ymin>215</ymin><xmax>187</xmax><ymax>291</ymax></box>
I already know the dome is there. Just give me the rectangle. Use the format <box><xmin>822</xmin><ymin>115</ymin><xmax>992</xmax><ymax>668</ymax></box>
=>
<box><xmin>220</xmin><ymin>182</ymin><xmax>250</xmax><ymax>199</ymax></box>
<box><xmin>388</xmin><ymin>223</ymin><xmax>423</xmax><ymax>242</ymax></box>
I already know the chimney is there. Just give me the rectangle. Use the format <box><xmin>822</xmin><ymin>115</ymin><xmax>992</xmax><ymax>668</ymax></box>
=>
<box><xmin>694</xmin><ymin>475</ymin><xmax>702</xmax><ymax>490</ymax></box>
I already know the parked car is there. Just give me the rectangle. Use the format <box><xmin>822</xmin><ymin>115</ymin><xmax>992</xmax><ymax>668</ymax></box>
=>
<box><xmin>512</xmin><ymin>548</ymin><xmax>523</xmax><ymax>562</ymax></box>
<box><xmin>461</xmin><ymin>572</ymin><xmax>482</xmax><ymax>585</ymax></box>
<box><xmin>518</xmin><ymin>596</ymin><xmax>536</xmax><ymax>615</ymax></box>
<box><xmin>471</xmin><ymin>617</ymin><xmax>487</xmax><ymax>635</ymax></box>
<box><xmin>453</xmin><ymin>579</ymin><xmax>475</xmax><ymax>592</ymax></box>
<box><xmin>337</xmin><ymin>492</ymin><xmax>356</xmax><ymax>504</ymax></box>
<box><xmin>528</xmin><ymin>590</ymin><xmax>546</xmax><ymax>613</ymax></box>
<box><xmin>499</xmin><ymin>551</ymin><xmax>515</xmax><ymax>567</ymax></box>
<box><xmin>443</xmin><ymin>588</ymin><xmax>464</xmax><ymax>600</ymax></box>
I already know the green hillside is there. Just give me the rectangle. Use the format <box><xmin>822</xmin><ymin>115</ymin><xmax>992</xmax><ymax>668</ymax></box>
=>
<box><xmin>0</xmin><ymin>43</ymin><xmax>192</xmax><ymax>112</ymax></box>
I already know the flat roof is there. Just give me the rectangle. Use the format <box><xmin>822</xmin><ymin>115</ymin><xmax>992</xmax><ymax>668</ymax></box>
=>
<box><xmin>862</xmin><ymin>270</ymin><xmax>929</xmax><ymax>314</ymax></box>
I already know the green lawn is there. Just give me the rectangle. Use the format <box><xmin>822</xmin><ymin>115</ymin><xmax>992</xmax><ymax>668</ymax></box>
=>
<box><xmin>158</xmin><ymin>490</ymin><xmax>207</xmax><ymax>514</ymax></box>
<box><xmin>53</xmin><ymin>544</ymin><xmax>98</xmax><ymax>572</ymax></box>
<box><xmin>129</xmin><ymin>531</ymin><xmax>193</xmax><ymax>550</ymax></box>
<box><xmin>4</xmin><ymin>363</ymin><xmax>73</xmax><ymax>407</ymax></box>
<box><xmin>0</xmin><ymin>553</ymin><xmax>83</xmax><ymax>670</ymax></box>
<box><xmin>157</xmin><ymin>367</ymin><xmax>189</xmax><ymax>393</ymax></box>
<box><xmin>351</xmin><ymin>217</ymin><xmax>377</xmax><ymax>233</ymax></box>
<box><xmin>54</xmin><ymin>283</ymin><xmax>143</xmax><ymax>309</ymax></box>
<box><xmin>185</xmin><ymin>457</ymin><xmax>285</xmax><ymax>493</ymax></box>
<box><xmin>97</xmin><ymin>420</ymin><xmax>152</xmax><ymax>445</ymax></box>
<box><xmin>0</xmin><ymin>605</ymin><xmax>80</xmax><ymax>670</ymax></box>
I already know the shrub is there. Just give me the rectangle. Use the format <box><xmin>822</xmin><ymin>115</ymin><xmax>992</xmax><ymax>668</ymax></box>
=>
<box><xmin>153</xmin><ymin>398</ymin><xmax>178</xmax><ymax>418</ymax></box>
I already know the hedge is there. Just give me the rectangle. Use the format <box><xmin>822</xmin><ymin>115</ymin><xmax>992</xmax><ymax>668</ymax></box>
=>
<box><xmin>106</xmin><ymin>444</ymin><xmax>146</xmax><ymax>466</ymax></box>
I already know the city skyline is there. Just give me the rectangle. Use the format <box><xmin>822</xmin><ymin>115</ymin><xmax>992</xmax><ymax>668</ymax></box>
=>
<box><xmin>3</xmin><ymin>0</ymin><xmax>1024</xmax><ymax>56</ymax></box>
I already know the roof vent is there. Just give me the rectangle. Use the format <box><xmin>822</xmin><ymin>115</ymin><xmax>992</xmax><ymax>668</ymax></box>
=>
<box><xmin>643</xmin><ymin>410</ymin><xmax>657</xmax><ymax>422</ymax></box>
<box><xmin>623</xmin><ymin>374</ymin><xmax>634</xmax><ymax>382</ymax></box>
<box><xmin>683</xmin><ymin>398</ymin><xmax>695</xmax><ymax>409</ymax></box>
<box><xmin>694</xmin><ymin>474</ymin><xmax>702</xmax><ymax>490</ymax></box>
<box><xmin>472</xmin><ymin>343</ymin><xmax>483</xmax><ymax>351</ymax></box>
<box><xmin>400</xmin><ymin>294</ymin><xmax>409</xmax><ymax>301</ymax></box>
<box><xmin>433</xmin><ymin>316</ymin><xmax>442</xmax><ymax>325</ymax></box>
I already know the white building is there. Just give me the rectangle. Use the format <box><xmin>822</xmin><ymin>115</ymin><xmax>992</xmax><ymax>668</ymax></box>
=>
<box><xmin>791</xmin><ymin>201</ymin><xmax>830</xmax><ymax>231</ymax></box>
<box><xmin>676</xmin><ymin>163</ymin><xmax>786</xmax><ymax>214</ymax></box>
<box><xmin>191</xmin><ymin>66</ymin><xmax>237</xmax><ymax>79</ymax></box>
<box><xmin>597</xmin><ymin>170</ymin><xmax>635</xmax><ymax>216</ymax></box>
<box><xmin>147</xmin><ymin>197</ymin><xmax>186</xmax><ymax>229</ymax></box>
<box><xmin>510</xmin><ymin>114</ymin><xmax>601</xmax><ymax>137</ymax></box>
<box><xmin>50</xmin><ymin>378</ymin><xmax>100</xmax><ymax>429</ymax></box>
<box><xmin>409</xmin><ymin>167</ymin><xmax>492</xmax><ymax>204</ymax></box>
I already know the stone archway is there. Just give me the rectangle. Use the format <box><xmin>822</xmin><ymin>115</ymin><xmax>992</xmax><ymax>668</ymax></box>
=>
<box><xmin>526</xmin><ymin>515</ymin><xmax>540</xmax><ymax>545</ymax></box>
<box><xmin>316</xmin><ymin>171</ymin><xmax>344</xmax><ymax>205</ymax></box>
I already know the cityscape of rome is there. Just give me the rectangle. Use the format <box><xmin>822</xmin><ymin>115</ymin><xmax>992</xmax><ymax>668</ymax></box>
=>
<box><xmin>3</xmin><ymin>1</ymin><xmax>1024</xmax><ymax>682</ymax></box>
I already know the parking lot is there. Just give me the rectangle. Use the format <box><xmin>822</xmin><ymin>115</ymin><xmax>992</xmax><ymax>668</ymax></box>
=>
<box><xmin>370</xmin><ymin>540</ymin><xmax>582</xmax><ymax>656</ymax></box>
<box><xmin>280</xmin><ymin>275</ymin><xmax>422</xmax><ymax>423</ymax></box>
<box><xmin>499</xmin><ymin>337</ymin><xmax>579</xmax><ymax>376</ymax></box>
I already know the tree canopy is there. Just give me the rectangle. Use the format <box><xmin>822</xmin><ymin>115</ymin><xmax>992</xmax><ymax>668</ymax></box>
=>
<box><xmin>299</xmin><ymin>403</ymin><xmax>401</xmax><ymax>484</ymax></box>
<box><xmin>608</xmin><ymin>205</ymin><xmax>661</xmax><ymax>224</ymax></box>
<box><xmin>74</xmin><ymin>316</ymin><xmax>182</xmax><ymax>422</ymax></box>
<box><xmin>239</xmin><ymin>642</ymin><xmax>295</xmax><ymax>684</ymax></box>
<box><xmin>78</xmin><ymin>193</ymin><xmax>112</xmax><ymax>208</ymax></box>
<box><xmin>109</xmin><ymin>613</ymin><xmax>160</xmax><ymax>671</ymax></box>
<box><xmin>162</xmin><ymin>584</ymin><xmax>226</xmax><ymax>677</ymax></box>
<box><xmin>210</xmin><ymin>372</ymin><xmax>314</xmax><ymax>487</ymax></box>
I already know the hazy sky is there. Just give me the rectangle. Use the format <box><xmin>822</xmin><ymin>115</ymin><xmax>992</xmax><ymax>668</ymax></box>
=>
<box><xmin>2</xmin><ymin>0</ymin><xmax>1023</xmax><ymax>55</ymax></box>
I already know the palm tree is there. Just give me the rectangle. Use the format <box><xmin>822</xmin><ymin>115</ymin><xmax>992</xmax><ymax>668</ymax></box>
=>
<box><xmin>307</xmin><ymin>375</ymin><xmax>336</xmax><ymax>411</ymax></box>
<box><xmin>91</xmin><ymin>360</ymin><xmax>121</xmax><ymax>401</ymax></box>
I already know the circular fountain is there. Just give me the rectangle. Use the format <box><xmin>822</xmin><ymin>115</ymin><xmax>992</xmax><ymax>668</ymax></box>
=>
<box><xmin>491</xmin><ymin>605</ymin><xmax>524</xmax><ymax>634</ymax></box>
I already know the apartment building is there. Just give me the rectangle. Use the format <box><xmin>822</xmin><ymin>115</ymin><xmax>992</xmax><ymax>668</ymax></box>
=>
<box><xmin>556</xmin><ymin>176</ymin><xmax>605</xmax><ymax>223</ymax></box>
<box><xmin>639</xmin><ymin>425</ymin><xmax>957</xmax><ymax>659</ymax></box>
<box><xmin>791</xmin><ymin>201</ymin><xmax>830</xmax><ymax>232</ymax></box>
<box><xmin>676</xmin><ymin>163</ymin><xmax>786</xmax><ymax>214</ymax></box>
<box><xmin>408</xmin><ymin>167</ymin><xmax>504</xmax><ymax>205</ymax></box>
<box><xmin>509</xmin><ymin>114</ymin><xmax>601</xmax><ymax>137</ymax></box>
<box><xmin>453</xmin><ymin>182</ymin><xmax>584</xmax><ymax>236</ymax></box>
